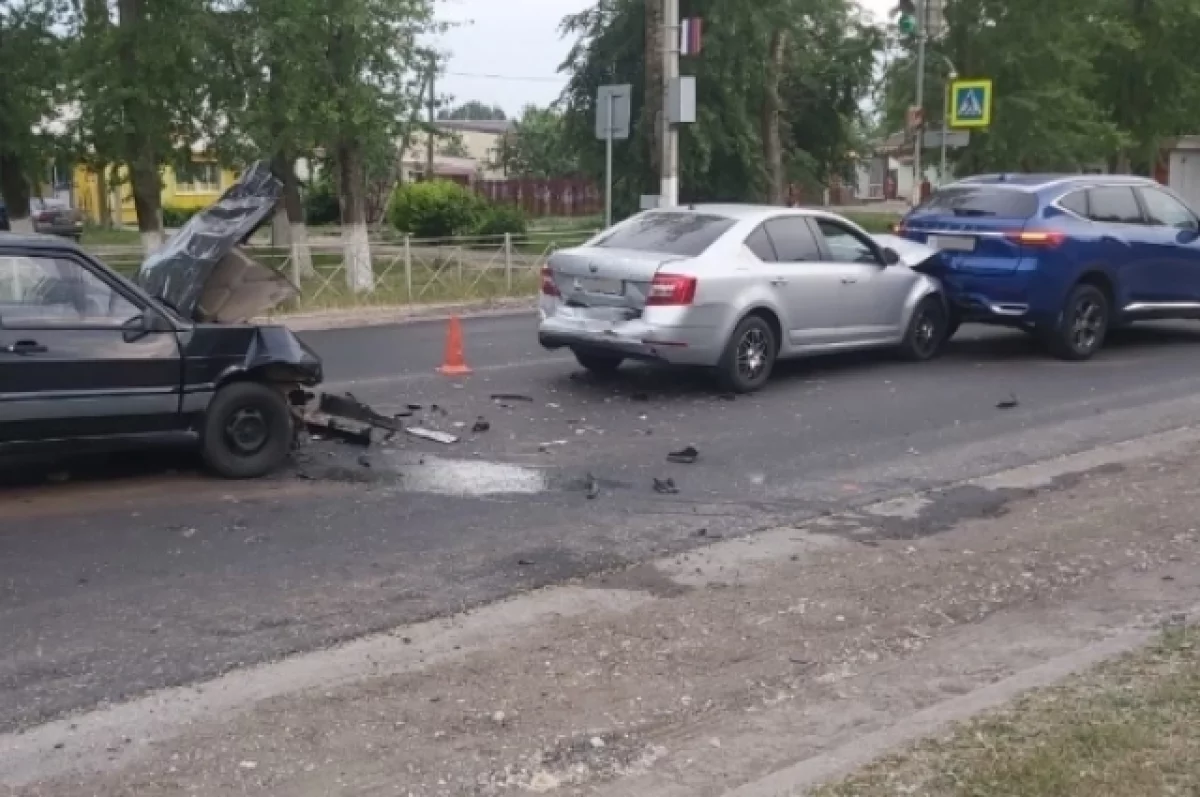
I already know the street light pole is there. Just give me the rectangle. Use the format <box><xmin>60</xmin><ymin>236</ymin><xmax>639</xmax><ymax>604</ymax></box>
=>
<box><xmin>661</xmin><ymin>0</ymin><xmax>679</xmax><ymax>207</ymax></box>
<box><xmin>911</xmin><ymin>0</ymin><xmax>927</xmax><ymax>207</ymax></box>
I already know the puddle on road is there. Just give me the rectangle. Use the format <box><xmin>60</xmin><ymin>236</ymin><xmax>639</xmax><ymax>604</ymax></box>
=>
<box><xmin>381</xmin><ymin>452</ymin><xmax>551</xmax><ymax>496</ymax></box>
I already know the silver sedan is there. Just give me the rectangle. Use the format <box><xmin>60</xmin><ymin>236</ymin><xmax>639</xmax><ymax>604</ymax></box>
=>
<box><xmin>537</xmin><ymin>204</ymin><xmax>948</xmax><ymax>393</ymax></box>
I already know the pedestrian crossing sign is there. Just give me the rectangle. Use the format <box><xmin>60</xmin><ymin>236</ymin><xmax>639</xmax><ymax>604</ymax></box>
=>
<box><xmin>949</xmin><ymin>79</ymin><xmax>992</xmax><ymax>129</ymax></box>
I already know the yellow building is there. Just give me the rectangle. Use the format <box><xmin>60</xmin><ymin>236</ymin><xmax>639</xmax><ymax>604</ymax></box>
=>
<box><xmin>73</xmin><ymin>159</ymin><xmax>238</xmax><ymax>226</ymax></box>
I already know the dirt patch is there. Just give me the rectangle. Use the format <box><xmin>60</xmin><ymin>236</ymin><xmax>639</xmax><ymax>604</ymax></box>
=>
<box><xmin>814</xmin><ymin>625</ymin><xmax>1200</xmax><ymax>797</ymax></box>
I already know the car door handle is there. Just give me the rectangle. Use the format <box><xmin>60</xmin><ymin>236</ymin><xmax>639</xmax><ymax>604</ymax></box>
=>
<box><xmin>770</xmin><ymin>278</ymin><xmax>788</xmax><ymax>286</ymax></box>
<box><xmin>3</xmin><ymin>340</ymin><xmax>47</xmax><ymax>355</ymax></box>
<box><xmin>841</xmin><ymin>278</ymin><xmax>858</xmax><ymax>284</ymax></box>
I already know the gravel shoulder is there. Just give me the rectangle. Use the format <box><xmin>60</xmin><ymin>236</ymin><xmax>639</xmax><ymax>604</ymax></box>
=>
<box><xmin>5</xmin><ymin>431</ymin><xmax>1200</xmax><ymax>797</ymax></box>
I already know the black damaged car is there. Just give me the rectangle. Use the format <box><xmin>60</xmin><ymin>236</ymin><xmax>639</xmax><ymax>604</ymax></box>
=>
<box><xmin>0</xmin><ymin>162</ymin><xmax>322</xmax><ymax>479</ymax></box>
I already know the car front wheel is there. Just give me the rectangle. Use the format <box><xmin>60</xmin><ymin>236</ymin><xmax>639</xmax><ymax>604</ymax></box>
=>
<box><xmin>717</xmin><ymin>314</ymin><xmax>777</xmax><ymax>393</ymax></box>
<box><xmin>201</xmin><ymin>381</ymin><xmax>294</xmax><ymax>479</ymax></box>
<box><xmin>1044</xmin><ymin>284</ymin><xmax>1109</xmax><ymax>361</ymax></box>
<box><xmin>899</xmin><ymin>295</ymin><xmax>949</xmax><ymax>361</ymax></box>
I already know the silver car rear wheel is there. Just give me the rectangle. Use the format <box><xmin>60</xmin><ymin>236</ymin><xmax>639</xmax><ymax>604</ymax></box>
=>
<box><xmin>717</xmin><ymin>315</ymin><xmax>777</xmax><ymax>394</ymax></box>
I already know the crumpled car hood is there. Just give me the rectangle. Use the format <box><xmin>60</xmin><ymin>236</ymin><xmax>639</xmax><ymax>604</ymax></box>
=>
<box><xmin>135</xmin><ymin>161</ymin><xmax>297</xmax><ymax>322</ymax></box>
<box><xmin>870</xmin><ymin>233</ymin><xmax>941</xmax><ymax>270</ymax></box>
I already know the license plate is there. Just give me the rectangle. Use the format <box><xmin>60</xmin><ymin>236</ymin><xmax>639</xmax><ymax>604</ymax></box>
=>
<box><xmin>928</xmin><ymin>234</ymin><xmax>975</xmax><ymax>252</ymax></box>
<box><xmin>574</xmin><ymin>277</ymin><xmax>622</xmax><ymax>295</ymax></box>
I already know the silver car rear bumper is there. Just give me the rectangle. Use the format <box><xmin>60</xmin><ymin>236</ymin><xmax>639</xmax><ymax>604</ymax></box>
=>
<box><xmin>538</xmin><ymin>305</ymin><xmax>723</xmax><ymax>366</ymax></box>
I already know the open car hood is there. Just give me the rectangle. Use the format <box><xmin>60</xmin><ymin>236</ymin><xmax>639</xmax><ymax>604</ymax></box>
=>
<box><xmin>135</xmin><ymin>161</ymin><xmax>298</xmax><ymax>323</ymax></box>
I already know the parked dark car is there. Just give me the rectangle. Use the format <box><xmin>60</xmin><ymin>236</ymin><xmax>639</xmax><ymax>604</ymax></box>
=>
<box><xmin>30</xmin><ymin>197</ymin><xmax>85</xmax><ymax>241</ymax></box>
<box><xmin>898</xmin><ymin>174</ymin><xmax>1200</xmax><ymax>360</ymax></box>
<box><xmin>0</xmin><ymin>201</ymin><xmax>9</xmax><ymax>232</ymax></box>
<box><xmin>0</xmin><ymin>163</ymin><xmax>322</xmax><ymax>479</ymax></box>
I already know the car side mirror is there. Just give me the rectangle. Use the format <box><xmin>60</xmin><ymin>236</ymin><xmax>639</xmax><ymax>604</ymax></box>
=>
<box><xmin>142</xmin><ymin>308</ymin><xmax>173</xmax><ymax>332</ymax></box>
<box><xmin>881</xmin><ymin>247</ymin><xmax>901</xmax><ymax>266</ymax></box>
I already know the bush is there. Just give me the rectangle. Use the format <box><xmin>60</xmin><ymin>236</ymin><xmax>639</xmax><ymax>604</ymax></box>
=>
<box><xmin>161</xmin><ymin>205</ymin><xmax>200</xmax><ymax>228</ymax></box>
<box><xmin>473</xmin><ymin>204</ymin><xmax>527</xmax><ymax>238</ymax></box>
<box><xmin>387</xmin><ymin>180</ymin><xmax>483</xmax><ymax>239</ymax></box>
<box><xmin>304</xmin><ymin>179</ymin><xmax>341</xmax><ymax>226</ymax></box>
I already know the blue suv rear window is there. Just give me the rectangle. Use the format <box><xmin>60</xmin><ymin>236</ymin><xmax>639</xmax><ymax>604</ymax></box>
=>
<box><xmin>917</xmin><ymin>187</ymin><xmax>1038</xmax><ymax>218</ymax></box>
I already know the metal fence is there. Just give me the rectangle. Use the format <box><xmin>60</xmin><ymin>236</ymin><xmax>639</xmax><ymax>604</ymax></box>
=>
<box><xmin>91</xmin><ymin>228</ymin><xmax>599</xmax><ymax>313</ymax></box>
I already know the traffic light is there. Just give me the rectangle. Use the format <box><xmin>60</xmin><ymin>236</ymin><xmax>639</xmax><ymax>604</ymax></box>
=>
<box><xmin>892</xmin><ymin>0</ymin><xmax>918</xmax><ymax>34</ymax></box>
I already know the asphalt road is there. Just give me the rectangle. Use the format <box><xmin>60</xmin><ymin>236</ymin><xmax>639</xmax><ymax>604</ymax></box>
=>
<box><xmin>6</xmin><ymin>313</ymin><xmax>1200</xmax><ymax>732</ymax></box>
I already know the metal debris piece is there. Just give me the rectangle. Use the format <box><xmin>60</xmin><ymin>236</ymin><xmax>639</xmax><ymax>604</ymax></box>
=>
<box><xmin>653</xmin><ymin>477</ymin><xmax>679</xmax><ymax>495</ymax></box>
<box><xmin>319</xmin><ymin>393</ymin><xmax>404</xmax><ymax>432</ymax></box>
<box><xmin>668</xmin><ymin>445</ymin><xmax>700</xmax><ymax>464</ymax></box>
<box><xmin>406</xmin><ymin>426</ymin><xmax>459</xmax><ymax>445</ymax></box>
<box><xmin>472</xmin><ymin>417</ymin><xmax>491</xmax><ymax>433</ymax></box>
<box><xmin>585</xmin><ymin>472</ymin><xmax>601</xmax><ymax>500</ymax></box>
<box><xmin>490</xmin><ymin>393</ymin><xmax>534</xmax><ymax>403</ymax></box>
<box><xmin>996</xmin><ymin>394</ymin><xmax>1020</xmax><ymax>409</ymax></box>
<box><xmin>305</xmin><ymin>417</ymin><xmax>372</xmax><ymax>447</ymax></box>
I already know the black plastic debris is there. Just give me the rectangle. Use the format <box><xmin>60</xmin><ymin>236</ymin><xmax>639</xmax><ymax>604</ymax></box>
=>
<box><xmin>668</xmin><ymin>445</ymin><xmax>700</xmax><ymax>465</ymax></box>
<box><xmin>407</xmin><ymin>403</ymin><xmax>424</xmax><ymax>412</ymax></box>
<box><xmin>472</xmin><ymin>417</ymin><xmax>491</xmax><ymax>433</ymax></box>
<box><xmin>491</xmin><ymin>393</ymin><xmax>534</xmax><ymax>403</ymax></box>
<box><xmin>996</xmin><ymin>394</ymin><xmax>1020</xmax><ymax>409</ymax></box>
<box><xmin>585</xmin><ymin>472</ymin><xmax>601</xmax><ymax>500</ymax></box>
<box><xmin>631</xmin><ymin>392</ymin><xmax>650</xmax><ymax>402</ymax></box>
<box><xmin>717</xmin><ymin>393</ymin><xmax>737</xmax><ymax>402</ymax></box>
<box><xmin>319</xmin><ymin>393</ymin><xmax>405</xmax><ymax>432</ymax></box>
<box><xmin>305</xmin><ymin>417</ymin><xmax>372</xmax><ymax>447</ymax></box>
<box><xmin>653</xmin><ymin>477</ymin><xmax>679</xmax><ymax>495</ymax></box>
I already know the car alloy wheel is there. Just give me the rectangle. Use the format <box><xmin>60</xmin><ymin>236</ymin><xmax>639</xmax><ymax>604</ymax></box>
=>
<box><xmin>736</xmin><ymin>327</ymin><xmax>769</xmax><ymax>382</ymax></box>
<box><xmin>900</xmin><ymin>296</ymin><xmax>947</xmax><ymax>361</ymax></box>
<box><xmin>1070</xmin><ymin>296</ymin><xmax>1105</xmax><ymax>354</ymax></box>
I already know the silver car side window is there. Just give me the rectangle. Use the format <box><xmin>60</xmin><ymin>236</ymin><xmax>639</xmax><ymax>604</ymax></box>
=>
<box><xmin>813</xmin><ymin>219</ymin><xmax>881</xmax><ymax>265</ymax></box>
<box><xmin>763</xmin><ymin>218</ymin><xmax>821</xmax><ymax>263</ymax></box>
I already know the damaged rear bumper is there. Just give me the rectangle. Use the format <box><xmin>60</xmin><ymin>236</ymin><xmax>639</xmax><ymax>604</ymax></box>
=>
<box><xmin>537</xmin><ymin>313</ymin><xmax>722</xmax><ymax>366</ymax></box>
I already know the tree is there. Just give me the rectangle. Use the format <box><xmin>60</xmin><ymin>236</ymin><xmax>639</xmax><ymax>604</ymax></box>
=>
<box><xmin>314</xmin><ymin>0</ymin><xmax>436</xmax><ymax>292</ymax></box>
<box><xmin>0</xmin><ymin>0</ymin><xmax>62</xmax><ymax>233</ymax></box>
<box><xmin>496</xmin><ymin>105</ymin><xmax>578</xmax><ymax>178</ymax></box>
<box><xmin>439</xmin><ymin>101</ymin><xmax>506</xmax><ymax>121</ymax></box>
<box><xmin>559</xmin><ymin>0</ymin><xmax>881</xmax><ymax>216</ymax></box>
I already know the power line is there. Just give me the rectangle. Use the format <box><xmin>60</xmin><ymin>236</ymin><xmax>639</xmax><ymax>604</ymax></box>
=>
<box><xmin>442</xmin><ymin>70</ymin><xmax>566</xmax><ymax>83</ymax></box>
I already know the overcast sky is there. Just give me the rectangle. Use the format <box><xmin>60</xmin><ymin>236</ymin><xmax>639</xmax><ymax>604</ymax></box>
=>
<box><xmin>437</xmin><ymin>0</ymin><xmax>896</xmax><ymax>117</ymax></box>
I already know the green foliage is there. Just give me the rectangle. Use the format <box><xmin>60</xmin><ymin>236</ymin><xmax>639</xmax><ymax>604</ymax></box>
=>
<box><xmin>497</xmin><ymin>106</ymin><xmax>579</xmax><ymax>178</ymax></box>
<box><xmin>558</xmin><ymin>0</ymin><xmax>883</xmax><ymax>212</ymax></box>
<box><xmin>440</xmin><ymin>101</ymin><xmax>507</xmax><ymax>121</ymax></box>
<box><xmin>161</xmin><ymin>205</ymin><xmax>201</xmax><ymax>228</ymax></box>
<box><xmin>473</xmin><ymin>204</ymin><xmax>528</xmax><ymax>238</ymax></box>
<box><xmin>387</xmin><ymin>180</ymin><xmax>484</xmax><ymax>239</ymax></box>
<box><xmin>304</xmin><ymin>179</ymin><xmax>341</xmax><ymax>225</ymax></box>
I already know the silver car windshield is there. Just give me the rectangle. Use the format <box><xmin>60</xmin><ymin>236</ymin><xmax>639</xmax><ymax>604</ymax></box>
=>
<box><xmin>594</xmin><ymin>212</ymin><xmax>735</xmax><ymax>257</ymax></box>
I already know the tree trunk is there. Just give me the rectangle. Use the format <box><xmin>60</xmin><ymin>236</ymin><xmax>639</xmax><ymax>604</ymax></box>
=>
<box><xmin>761</xmin><ymin>30</ymin><xmax>789</xmax><ymax>205</ymax></box>
<box><xmin>0</xmin><ymin>152</ymin><xmax>33</xmax><ymax>233</ymax></box>
<box><xmin>271</xmin><ymin>152</ymin><xmax>314</xmax><ymax>281</ymax></box>
<box><xmin>338</xmin><ymin>143</ymin><xmax>373</xmax><ymax>293</ymax></box>
<box><xmin>117</xmin><ymin>0</ymin><xmax>164</xmax><ymax>254</ymax></box>
<box><xmin>95</xmin><ymin>160</ymin><xmax>111</xmax><ymax>228</ymax></box>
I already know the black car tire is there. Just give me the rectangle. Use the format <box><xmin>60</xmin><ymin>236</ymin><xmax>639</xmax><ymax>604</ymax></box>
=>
<box><xmin>898</xmin><ymin>295</ymin><xmax>949</xmax><ymax>361</ymax></box>
<box><xmin>717</xmin><ymin>314</ymin><xmax>777</xmax><ymax>394</ymax></box>
<box><xmin>201</xmin><ymin>381</ymin><xmax>294</xmax><ymax>479</ymax></box>
<box><xmin>573</xmin><ymin>350</ymin><xmax>624</xmax><ymax>376</ymax></box>
<box><xmin>1044</xmin><ymin>283</ymin><xmax>1109</xmax><ymax>361</ymax></box>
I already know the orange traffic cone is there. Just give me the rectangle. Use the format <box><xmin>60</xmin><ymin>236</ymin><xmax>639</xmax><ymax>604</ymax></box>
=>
<box><xmin>437</xmin><ymin>315</ymin><xmax>472</xmax><ymax>376</ymax></box>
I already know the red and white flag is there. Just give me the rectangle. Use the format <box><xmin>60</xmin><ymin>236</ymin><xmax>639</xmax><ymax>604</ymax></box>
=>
<box><xmin>680</xmin><ymin>17</ymin><xmax>703</xmax><ymax>56</ymax></box>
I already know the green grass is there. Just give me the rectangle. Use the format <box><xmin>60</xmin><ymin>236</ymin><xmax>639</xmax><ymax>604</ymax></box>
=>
<box><xmin>81</xmin><ymin>225</ymin><xmax>142</xmax><ymax>248</ymax></box>
<box><xmin>843</xmin><ymin>212</ymin><xmax>902</xmax><ymax>233</ymax></box>
<box><xmin>814</xmin><ymin>626</ymin><xmax>1200</xmax><ymax>797</ymax></box>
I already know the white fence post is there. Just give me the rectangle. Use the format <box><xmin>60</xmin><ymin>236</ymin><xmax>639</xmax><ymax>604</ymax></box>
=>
<box><xmin>504</xmin><ymin>233</ymin><xmax>513</xmax><ymax>292</ymax></box>
<box><xmin>404</xmin><ymin>235</ymin><xmax>413</xmax><ymax>302</ymax></box>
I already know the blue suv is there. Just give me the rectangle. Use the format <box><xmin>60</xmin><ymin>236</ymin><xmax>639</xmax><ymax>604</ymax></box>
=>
<box><xmin>898</xmin><ymin>174</ymin><xmax>1200</xmax><ymax>359</ymax></box>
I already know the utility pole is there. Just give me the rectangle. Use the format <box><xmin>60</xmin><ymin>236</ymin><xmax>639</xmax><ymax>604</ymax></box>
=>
<box><xmin>426</xmin><ymin>54</ymin><xmax>436</xmax><ymax>181</ymax></box>
<box><xmin>660</xmin><ymin>0</ymin><xmax>679</xmax><ymax>207</ymax></box>
<box><xmin>911</xmin><ymin>0</ymin><xmax>928</xmax><ymax>207</ymax></box>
